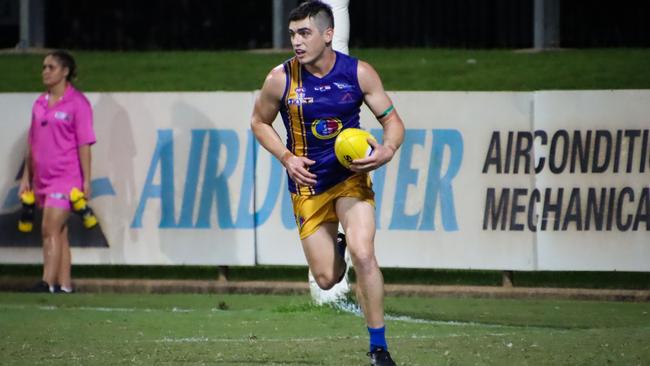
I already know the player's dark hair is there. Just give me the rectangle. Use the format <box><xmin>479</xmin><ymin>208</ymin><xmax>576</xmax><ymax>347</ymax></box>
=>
<box><xmin>289</xmin><ymin>1</ymin><xmax>334</xmax><ymax>32</ymax></box>
<box><xmin>46</xmin><ymin>49</ymin><xmax>77</xmax><ymax>82</ymax></box>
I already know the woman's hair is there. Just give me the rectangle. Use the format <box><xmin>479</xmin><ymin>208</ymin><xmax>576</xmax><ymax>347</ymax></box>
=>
<box><xmin>46</xmin><ymin>50</ymin><xmax>77</xmax><ymax>82</ymax></box>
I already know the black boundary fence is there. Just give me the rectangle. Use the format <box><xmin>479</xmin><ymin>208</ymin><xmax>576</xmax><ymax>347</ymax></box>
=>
<box><xmin>1</xmin><ymin>0</ymin><xmax>649</xmax><ymax>50</ymax></box>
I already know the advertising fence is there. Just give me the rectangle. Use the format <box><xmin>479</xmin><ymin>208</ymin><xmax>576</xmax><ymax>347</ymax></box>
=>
<box><xmin>1</xmin><ymin>91</ymin><xmax>648</xmax><ymax>271</ymax></box>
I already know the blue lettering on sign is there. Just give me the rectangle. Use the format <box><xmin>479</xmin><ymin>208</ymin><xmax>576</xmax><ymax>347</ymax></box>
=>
<box><xmin>177</xmin><ymin>130</ymin><xmax>207</xmax><ymax>228</ymax></box>
<box><xmin>389</xmin><ymin>130</ymin><xmax>425</xmax><ymax>230</ymax></box>
<box><xmin>420</xmin><ymin>129</ymin><xmax>462</xmax><ymax>231</ymax></box>
<box><xmin>388</xmin><ymin>129</ymin><xmax>463</xmax><ymax>231</ymax></box>
<box><xmin>196</xmin><ymin>129</ymin><xmax>239</xmax><ymax>228</ymax></box>
<box><xmin>256</xmin><ymin>153</ymin><xmax>283</xmax><ymax>226</ymax></box>
<box><xmin>132</xmin><ymin>128</ymin><xmax>462</xmax><ymax>231</ymax></box>
<box><xmin>251</xmin><ymin>142</ymin><xmax>297</xmax><ymax>230</ymax></box>
<box><xmin>236</xmin><ymin>131</ymin><xmax>295</xmax><ymax>229</ymax></box>
<box><xmin>132</xmin><ymin>129</ymin><xmax>176</xmax><ymax>228</ymax></box>
<box><xmin>235</xmin><ymin>131</ymin><xmax>257</xmax><ymax>228</ymax></box>
<box><xmin>281</xmin><ymin>184</ymin><xmax>297</xmax><ymax>229</ymax></box>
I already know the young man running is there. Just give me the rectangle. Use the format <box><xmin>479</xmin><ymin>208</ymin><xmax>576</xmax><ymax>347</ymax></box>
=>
<box><xmin>251</xmin><ymin>2</ymin><xmax>404</xmax><ymax>364</ymax></box>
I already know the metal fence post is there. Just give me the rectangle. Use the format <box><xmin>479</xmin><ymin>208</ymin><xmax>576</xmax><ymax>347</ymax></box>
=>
<box><xmin>273</xmin><ymin>0</ymin><xmax>299</xmax><ymax>50</ymax></box>
<box><xmin>18</xmin><ymin>0</ymin><xmax>44</xmax><ymax>49</ymax></box>
<box><xmin>534</xmin><ymin>0</ymin><xmax>560</xmax><ymax>49</ymax></box>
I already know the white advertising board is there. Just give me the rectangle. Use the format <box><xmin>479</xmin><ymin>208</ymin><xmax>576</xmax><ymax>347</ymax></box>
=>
<box><xmin>0</xmin><ymin>91</ymin><xmax>648</xmax><ymax>270</ymax></box>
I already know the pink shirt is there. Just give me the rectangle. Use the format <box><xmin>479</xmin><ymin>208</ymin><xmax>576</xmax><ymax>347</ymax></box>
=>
<box><xmin>29</xmin><ymin>84</ymin><xmax>96</xmax><ymax>196</ymax></box>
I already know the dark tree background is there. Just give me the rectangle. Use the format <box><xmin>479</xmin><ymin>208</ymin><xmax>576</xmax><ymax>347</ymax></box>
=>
<box><xmin>0</xmin><ymin>0</ymin><xmax>648</xmax><ymax>50</ymax></box>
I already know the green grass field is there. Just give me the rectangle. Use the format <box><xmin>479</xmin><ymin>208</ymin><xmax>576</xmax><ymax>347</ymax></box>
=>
<box><xmin>1</xmin><ymin>49</ymin><xmax>649</xmax><ymax>92</ymax></box>
<box><xmin>1</xmin><ymin>293</ymin><xmax>649</xmax><ymax>365</ymax></box>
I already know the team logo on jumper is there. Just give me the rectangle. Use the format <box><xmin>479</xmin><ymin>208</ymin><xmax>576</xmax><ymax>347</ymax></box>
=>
<box><xmin>314</xmin><ymin>85</ymin><xmax>331</xmax><ymax>92</ymax></box>
<box><xmin>287</xmin><ymin>88</ymin><xmax>313</xmax><ymax>106</ymax></box>
<box><xmin>54</xmin><ymin>111</ymin><xmax>70</xmax><ymax>121</ymax></box>
<box><xmin>311</xmin><ymin>118</ymin><xmax>343</xmax><ymax>140</ymax></box>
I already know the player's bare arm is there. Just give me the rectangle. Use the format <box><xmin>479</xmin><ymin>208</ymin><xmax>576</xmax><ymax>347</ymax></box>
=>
<box><xmin>349</xmin><ymin>60</ymin><xmax>405</xmax><ymax>173</ymax></box>
<box><xmin>251</xmin><ymin>66</ymin><xmax>317</xmax><ymax>186</ymax></box>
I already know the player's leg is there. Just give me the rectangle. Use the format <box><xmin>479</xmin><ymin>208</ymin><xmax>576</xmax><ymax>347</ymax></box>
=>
<box><xmin>337</xmin><ymin>196</ymin><xmax>396</xmax><ymax>365</ymax></box>
<box><xmin>336</xmin><ymin>197</ymin><xmax>383</xmax><ymax>327</ymax></box>
<box><xmin>41</xmin><ymin>206</ymin><xmax>70</xmax><ymax>291</ymax></box>
<box><xmin>301</xmin><ymin>222</ymin><xmax>347</xmax><ymax>290</ymax></box>
<box><xmin>307</xmin><ymin>228</ymin><xmax>350</xmax><ymax>304</ymax></box>
<box><xmin>56</xmin><ymin>225</ymin><xmax>73</xmax><ymax>292</ymax></box>
<box><xmin>296</xmin><ymin>190</ymin><xmax>350</xmax><ymax>303</ymax></box>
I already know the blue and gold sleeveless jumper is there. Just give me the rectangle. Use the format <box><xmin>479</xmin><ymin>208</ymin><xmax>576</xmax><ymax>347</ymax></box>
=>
<box><xmin>280</xmin><ymin>51</ymin><xmax>364</xmax><ymax>196</ymax></box>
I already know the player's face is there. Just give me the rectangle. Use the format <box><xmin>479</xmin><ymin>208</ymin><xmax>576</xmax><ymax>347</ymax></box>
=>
<box><xmin>42</xmin><ymin>55</ymin><xmax>68</xmax><ymax>89</ymax></box>
<box><xmin>289</xmin><ymin>18</ymin><xmax>331</xmax><ymax>65</ymax></box>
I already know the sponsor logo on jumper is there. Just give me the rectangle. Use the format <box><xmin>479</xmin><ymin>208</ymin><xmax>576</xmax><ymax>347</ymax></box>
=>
<box><xmin>333</xmin><ymin>82</ymin><xmax>353</xmax><ymax>90</ymax></box>
<box><xmin>314</xmin><ymin>85</ymin><xmax>331</xmax><ymax>92</ymax></box>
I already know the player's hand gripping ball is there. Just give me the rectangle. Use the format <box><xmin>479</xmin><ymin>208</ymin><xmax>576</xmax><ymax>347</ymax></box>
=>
<box><xmin>334</xmin><ymin>128</ymin><xmax>376</xmax><ymax>169</ymax></box>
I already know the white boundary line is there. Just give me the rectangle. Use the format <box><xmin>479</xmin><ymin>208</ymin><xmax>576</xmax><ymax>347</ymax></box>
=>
<box><xmin>0</xmin><ymin>303</ymin><xmax>563</xmax><ymax>330</ymax></box>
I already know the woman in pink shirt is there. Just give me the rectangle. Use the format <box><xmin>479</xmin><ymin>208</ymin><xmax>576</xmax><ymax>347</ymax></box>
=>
<box><xmin>19</xmin><ymin>50</ymin><xmax>96</xmax><ymax>293</ymax></box>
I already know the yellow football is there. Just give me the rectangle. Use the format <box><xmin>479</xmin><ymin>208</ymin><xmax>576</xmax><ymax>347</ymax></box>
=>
<box><xmin>334</xmin><ymin>128</ymin><xmax>376</xmax><ymax>169</ymax></box>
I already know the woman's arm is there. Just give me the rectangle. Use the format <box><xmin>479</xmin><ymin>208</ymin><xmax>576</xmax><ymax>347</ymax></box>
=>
<box><xmin>79</xmin><ymin>144</ymin><xmax>92</xmax><ymax>198</ymax></box>
<box><xmin>19</xmin><ymin>144</ymin><xmax>32</xmax><ymax>195</ymax></box>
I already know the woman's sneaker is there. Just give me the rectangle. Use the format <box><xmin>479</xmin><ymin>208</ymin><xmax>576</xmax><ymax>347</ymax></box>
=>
<box><xmin>53</xmin><ymin>285</ymin><xmax>75</xmax><ymax>294</ymax></box>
